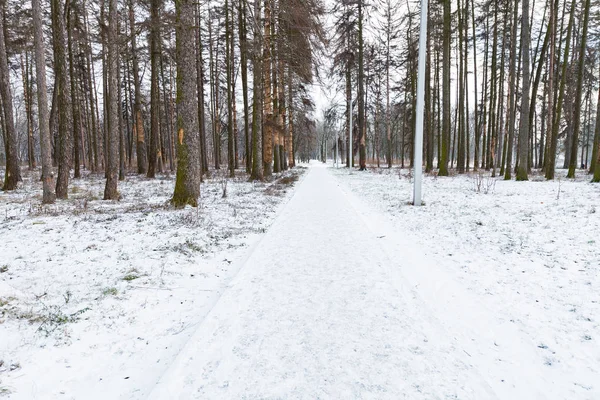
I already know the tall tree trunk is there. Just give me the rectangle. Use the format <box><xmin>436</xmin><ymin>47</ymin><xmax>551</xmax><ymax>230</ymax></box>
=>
<box><xmin>590</xmin><ymin>59</ymin><xmax>600</xmax><ymax>175</ymax></box>
<box><xmin>505</xmin><ymin>0</ymin><xmax>519</xmax><ymax>180</ymax></box>
<box><xmin>543</xmin><ymin>0</ymin><xmax>557</xmax><ymax>173</ymax></box>
<box><xmin>262</xmin><ymin>0</ymin><xmax>273</xmax><ymax>177</ymax></box>
<box><xmin>567</xmin><ymin>0</ymin><xmax>591</xmax><ymax>178</ymax></box>
<box><xmin>479</xmin><ymin>12</ymin><xmax>490</xmax><ymax>170</ymax></box>
<box><xmin>129</xmin><ymin>0</ymin><xmax>147</xmax><ymax>174</ymax></box>
<box><xmin>20</xmin><ymin>54</ymin><xmax>35</xmax><ymax>171</ymax></box>
<box><xmin>287</xmin><ymin>64</ymin><xmax>294</xmax><ymax>168</ymax></box>
<box><xmin>226</xmin><ymin>0</ymin><xmax>235</xmax><ymax>177</ymax></box>
<box><xmin>357</xmin><ymin>0</ymin><xmax>366</xmax><ymax>170</ymax></box>
<box><xmin>516</xmin><ymin>0</ymin><xmax>531</xmax><ymax>181</ymax></box>
<box><xmin>386</xmin><ymin>8</ymin><xmax>393</xmax><ymax>169</ymax></box>
<box><xmin>172</xmin><ymin>0</ymin><xmax>201</xmax><ymax>206</ymax></box>
<box><xmin>528</xmin><ymin>0</ymin><xmax>550</xmax><ymax>164</ymax></box>
<box><xmin>0</xmin><ymin>0</ymin><xmax>19</xmax><ymax>191</ymax></box>
<box><xmin>104</xmin><ymin>0</ymin><xmax>119</xmax><ymax>199</ymax></box>
<box><xmin>425</xmin><ymin>7</ymin><xmax>433</xmax><ymax>173</ymax></box>
<box><xmin>250</xmin><ymin>0</ymin><xmax>263</xmax><ymax>180</ymax></box>
<box><xmin>196</xmin><ymin>3</ymin><xmax>208</xmax><ymax>175</ymax></box>
<box><xmin>470</xmin><ymin>0</ymin><xmax>479</xmax><ymax>172</ymax></box>
<box><xmin>147</xmin><ymin>0</ymin><xmax>161</xmax><ymax>178</ymax></box>
<box><xmin>118</xmin><ymin>50</ymin><xmax>126</xmax><ymax>181</ymax></box>
<box><xmin>546</xmin><ymin>0</ymin><xmax>575</xmax><ymax>180</ymax></box>
<box><xmin>487</xmin><ymin>2</ymin><xmax>498</xmax><ymax>172</ymax></box>
<box><xmin>32</xmin><ymin>0</ymin><xmax>55</xmax><ymax>202</ymax></box>
<box><xmin>439</xmin><ymin>0</ymin><xmax>451</xmax><ymax>176</ymax></box>
<box><xmin>52</xmin><ymin>0</ymin><xmax>71</xmax><ymax>198</ymax></box>
<box><xmin>238</xmin><ymin>0</ymin><xmax>250</xmax><ymax>173</ymax></box>
<box><xmin>68</xmin><ymin>3</ymin><xmax>82</xmax><ymax>179</ymax></box>
<box><xmin>457</xmin><ymin>0</ymin><xmax>466</xmax><ymax>174</ymax></box>
<box><xmin>82</xmin><ymin>0</ymin><xmax>100</xmax><ymax>172</ymax></box>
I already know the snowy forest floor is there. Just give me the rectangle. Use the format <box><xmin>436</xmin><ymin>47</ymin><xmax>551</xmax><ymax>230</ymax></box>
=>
<box><xmin>0</xmin><ymin>166</ymin><xmax>306</xmax><ymax>399</ymax></box>
<box><xmin>330</xmin><ymin>164</ymin><xmax>600</xmax><ymax>399</ymax></box>
<box><xmin>0</xmin><ymin>162</ymin><xmax>599</xmax><ymax>399</ymax></box>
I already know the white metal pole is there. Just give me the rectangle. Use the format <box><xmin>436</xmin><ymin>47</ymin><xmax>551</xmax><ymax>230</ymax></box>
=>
<box><xmin>335</xmin><ymin>131</ymin><xmax>338</xmax><ymax>168</ymax></box>
<box><xmin>413</xmin><ymin>0</ymin><xmax>428</xmax><ymax>206</ymax></box>
<box><xmin>349</xmin><ymin>101</ymin><xmax>353</xmax><ymax>168</ymax></box>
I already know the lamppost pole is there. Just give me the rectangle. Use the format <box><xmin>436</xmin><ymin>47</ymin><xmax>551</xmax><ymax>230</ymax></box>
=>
<box><xmin>413</xmin><ymin>0</ymin><xmax>428</xmax><ymax>206</ymax></box>
<box><xmin>349</xmin><ymin>100</ymin><xmax>353</xmax><ymax>168</ymax></box>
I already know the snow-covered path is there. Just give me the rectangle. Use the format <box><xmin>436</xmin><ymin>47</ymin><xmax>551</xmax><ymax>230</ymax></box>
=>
<box><xmin>146</xmin><ymin>164</ymin><xmax>554</xmax><ymax>399</ymax></box>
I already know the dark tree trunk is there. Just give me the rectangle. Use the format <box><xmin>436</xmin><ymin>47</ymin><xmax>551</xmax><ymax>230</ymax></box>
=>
<box><xmin>52</xmin><ymin>0</ymin><xmax>72</xmax><ymax>198</ymax></box>
<box><xmin>567</xmin><ymin>0</ymin><xmax>591</xmax><ymax>178</ymax></box>
<box><xmin>147</xmin><ymin>0</ymin><xmax>161</xmax><ymax>178</ymax></box>
<box><xmin>104</xmin><ymin>0</ymin><xmax>119</xmax><ymax>199</ymax></box>
<box><xmin>439</xmin><ymin>0</ymin><xmax>451</xmax><ymax>176</ymax></box>
<box><xmin>172</xmin><ymin>0</ymin><xmax>201</xmax><ymax>206</ymax></box>
<box><xmin>357</xmin><ymin>0</ymin><xmax>366</xmax><ymax>170</ymax></box>
<box><xmin>0</xmin><ymin>0</ymin><xmax>20</xmax><ymax>190</ymax></box>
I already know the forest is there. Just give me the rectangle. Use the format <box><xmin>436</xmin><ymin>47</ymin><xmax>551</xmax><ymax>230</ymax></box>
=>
<box><xmin>0</xmin><ymin>0</ymin><xmax>599</xmax><ymax>203</ymax></box>
<box><xmin>1</xmin><ymin>0</ymin><xmax>599</xmax><ymax>398</ymax></box>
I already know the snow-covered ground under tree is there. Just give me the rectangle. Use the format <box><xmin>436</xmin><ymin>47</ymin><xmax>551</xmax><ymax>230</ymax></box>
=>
<box><xmin>1</xmin><ymin>162</ymin><xmax>599</xmax><ymax>399</ymax></box>
<box><xmin>0</xmin><ymin>167</ymin><xmax>305</xmax><ymax>398</ymax></box>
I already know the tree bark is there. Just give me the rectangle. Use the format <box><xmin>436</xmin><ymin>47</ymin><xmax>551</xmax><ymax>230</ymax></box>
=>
<box><xmin>516</xmin><ymin>0</ymin><xmax>531</xmax><ymax>181</ymax></box>
<box><xmin>250</xmin><ymin>0</ymin><xmax>263</xmax><ymax>180</ymax></box>
<box><xmin>226</xmin><ymin>0</ymin><xmax>235</xmax><ymax>177</ymax></box>
<box><xmin>439</xmin><ymin>0</ymin><xmax>451</xmax><ymax>176</ymax></box>
<box><xmin>567</xmin><ymin>0</ymin><xmax>591</xmax><ymax>178</ymax></box>
<box><xmin>263</xmin><ymin>0</ymin><xmax>273</xmax><ymax>178</ymax></box>
<box><xmin>195</xmin><ymin>3</ymin><xmax>208</xmax><ymax>175</ymax></box>
<box><xmin>103</xmin><ymin>0</ymin><xmax>119</xmax><ymax>199</ymax></box>
<box><xmin>67</xmin><ymin>3</ymin><xmax>82</xmax><ymax>179</ymax></box>
<box><xmin>357</xmin><ymin>0</ymin><xmax>366</xmax><ymax>170</ymax></box>
<box><xmin>21</xmin><ymin>54</ymin><xmax>36</xmax><ymax>170</ymax></box>
<box><xmin>0</xmin><ymin>0</ymin><xmax>21</xmax><ymax>190</ymax></box>
<box><xmin>147</xmin><ymin>0</ymin><xmax>161</xmax><ymax>178</ymax></box>
<box><xmin>32</xmin><ymin>0</ymin><xmax>55</xmax><ymax>202</ymax></box>
<box><xmin>238</xmin><ymin>0</ymin><xmax>251</xmax><ymax>173</ymax></box>
<box><xmin>52</xmin><ymin>0</ymin><xmax>72</xmax><ymax>198</ymax></box>
<box><xmin>172</xmin><ymin>0</ymin><xmax>201</xmax><ymax>206</ymax></box>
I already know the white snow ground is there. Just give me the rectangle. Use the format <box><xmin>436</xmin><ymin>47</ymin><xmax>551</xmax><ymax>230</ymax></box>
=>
<box><xmin>0</xmin><ymin>167</ymin><xmax>305</xmax><ymax>399</ymax></box>
<box><xmin>1</xmin><ymin>163</ymin><xmax>599</xmax><ymax>399</ymax></box>
<box><xmin>145</xmin><ymin>163</ymin><xmax>599</xmax><ymax>399</ymax></box>
<box><xmin>330</xmin><ymin>165</ymin><xmax>600</xmax><ymax>399</ymax></box>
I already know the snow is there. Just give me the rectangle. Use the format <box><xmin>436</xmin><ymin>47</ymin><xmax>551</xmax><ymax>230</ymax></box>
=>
<box><xmin>0</xmin><ymin>167</ymin><xmax>305</xmax><ymax>399</ymax></box>
<box><xmin>1</xmin><ymin>163</ymin><xmax>599</xmax><ymax>399</ymax></box>
<box><xmin>147</xmin><ymin>163</ymin><xmax>599</xmax><ymax>399</ymax></box>
<box><xmin>331</xmin><ymin>165</ymin><xmax>600</xmax><ymax>399</ymax></box>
